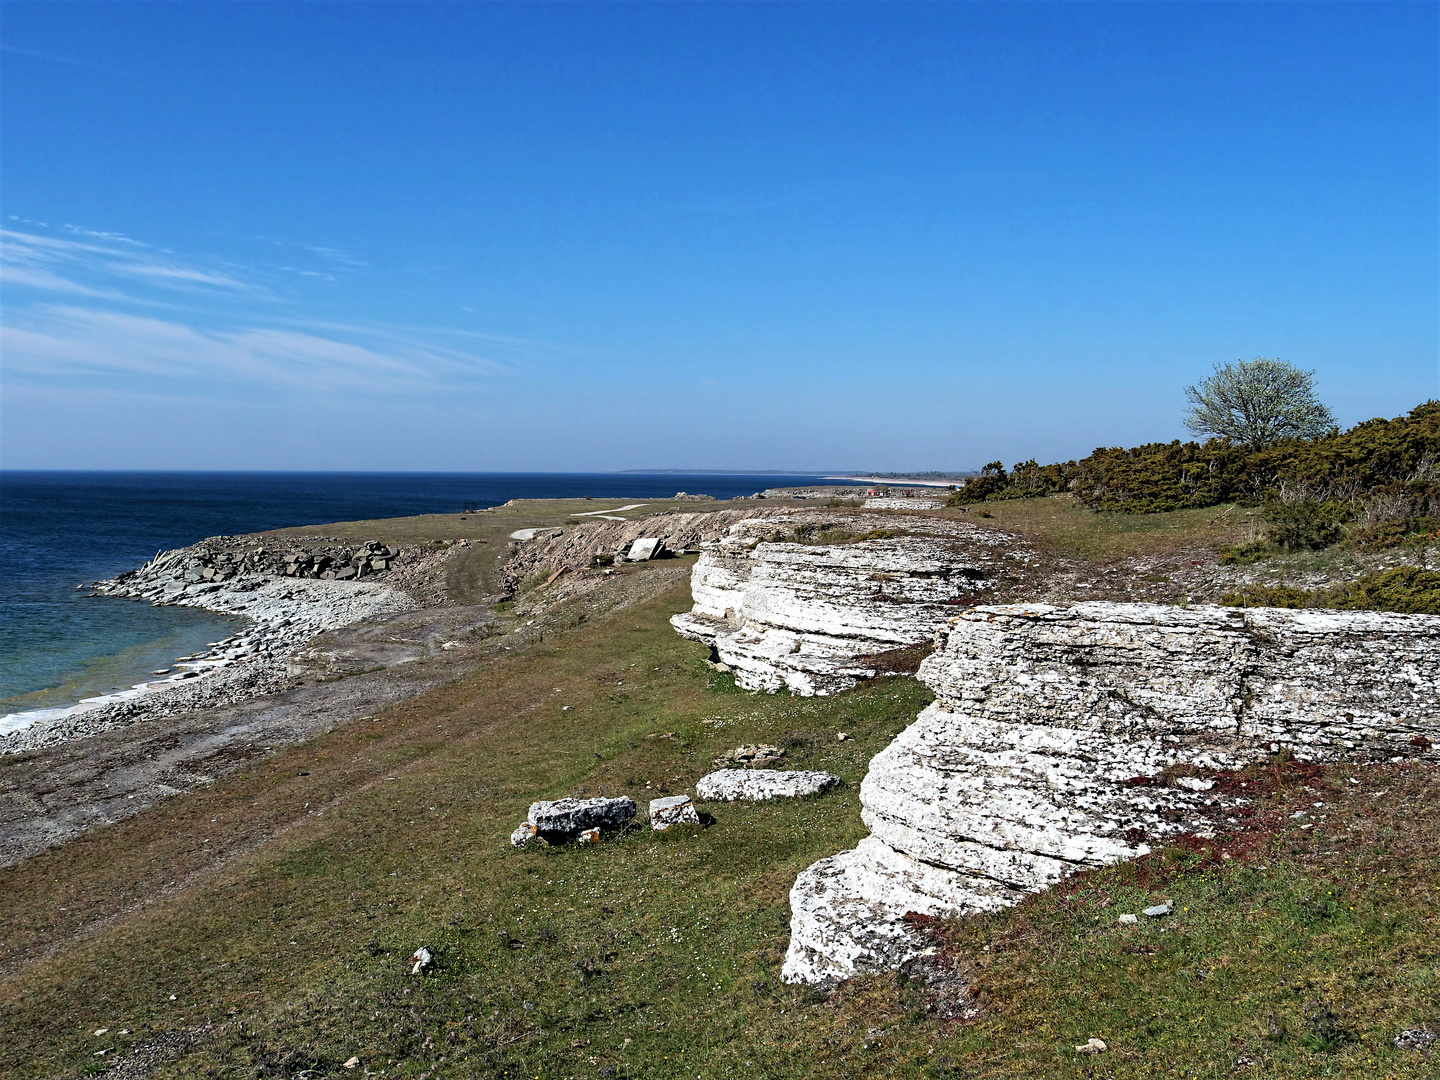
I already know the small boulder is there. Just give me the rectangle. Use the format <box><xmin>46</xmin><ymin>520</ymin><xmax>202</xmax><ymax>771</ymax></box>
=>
<box><xmin>524</xmin><ymin>796</ymin><xmax>637</xmax><ymax>843</ymax></box>
<box><xmin>1075</xmin><ymin>1038</ymin><xmax>1107</xmax><ymax>1054</ymax></box>
<box><xmin>649</xmin><ymin>795</ymin><xmax>700</xmax><ymax>830</ymax></box>
<box><xmin>1117</xmin><ymin>913</ymin><xmax>1138</xmax><ymax>925</ymax></box>
<box><xmin>696</xmin><ymin>769</ymin><xmax>840</xmax><ymax>802</ymax></box>
<box><xmin>626</xmin><ymin>537</ymin><xmax>664</xmax><ymax>562</ymax></box>
<box><xmin>1143</xmin><ymin>902</ymin><xmax>1173</xmax><ymax>918</ymax></box>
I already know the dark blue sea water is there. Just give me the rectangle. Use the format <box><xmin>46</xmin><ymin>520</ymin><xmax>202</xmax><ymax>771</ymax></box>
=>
<box><xmin>0</xmin><ymin>471</ymin><xmax>853</xmax><ymax>717</ymax></box>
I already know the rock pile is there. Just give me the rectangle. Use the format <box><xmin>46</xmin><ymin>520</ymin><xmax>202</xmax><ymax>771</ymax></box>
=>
<box><xmin>782</xmin><ymin>601</ymin><xmax>1440</xmax><ymax>987</ymax></box>
<box><xmin>106</xmin><ymin>538</ymin><xmax>410</xmax><ymax>591</ymax></box>
<box><xmin>671</xmin><ymin>515</ymin><xmax>1027</xmax><ymax>695</ymax></box>
<box><xmin>511</xmin><ymin>796</ymin><xmax>638</xmax><ymax>846</ymax></box>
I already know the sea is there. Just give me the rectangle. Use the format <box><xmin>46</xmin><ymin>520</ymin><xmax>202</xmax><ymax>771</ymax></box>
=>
<box><xmin>0</xmin><ymin>471</ymin><xmax>857</xmax><ymax>723</ymax></box>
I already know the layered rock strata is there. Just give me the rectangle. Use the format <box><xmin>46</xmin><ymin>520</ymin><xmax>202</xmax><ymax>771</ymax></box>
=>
<box><xmin>784</xmin><ymin>602</ymin><xmax>1440</xmax><ymax>987</ymax></box>
<box><xmin>671</xmin><ymin>515</ymin><xmax>1025</xmax><ymax>694</ymax></box>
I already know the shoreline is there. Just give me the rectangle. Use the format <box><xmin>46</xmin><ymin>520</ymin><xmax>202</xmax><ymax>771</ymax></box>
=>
<box><xmin>0</xmin><ymin>562</ymin><xmax>417</xmax><ymax>755</ymax></box>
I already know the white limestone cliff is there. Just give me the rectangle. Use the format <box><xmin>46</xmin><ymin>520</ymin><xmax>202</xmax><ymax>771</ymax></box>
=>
<box><xmin>671</xmin><ymin>515</ymin><xmax>1027</xmax><ymax>694</ymax></box>
<box><xmin>783</xmin><ymin>602</ymin><xmax>1440</xmax><ymax>987</ymax></box>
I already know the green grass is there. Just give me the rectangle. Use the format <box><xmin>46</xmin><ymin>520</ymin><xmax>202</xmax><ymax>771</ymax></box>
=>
<box><xmin>938</xmin><ymin>496</ymin><xmax>1258</xmax><ymax>563</ymax></box>
<box><xmin>2</xmin><ymin>538</ymin><xmax>1436</xmax><ymax>1079</ymax></box>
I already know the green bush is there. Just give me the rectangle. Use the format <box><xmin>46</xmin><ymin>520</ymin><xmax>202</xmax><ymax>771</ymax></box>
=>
<box><xmin>1220</xmin><ymin>566</ymin><xmax>1440</xmax><ymax>615</ymax></box>
<box><xmin>955</xmin><ymin>402</ymin><xmax>1440</xmax><ymax>525</ymax></box>
<box><xmin>1261</xmin><ymin>497</ymin><xmax>1350</xmax><ymax>551</ymax></box>
<box><xmin>1330</xmin><ymin>566</ymin><xmax>1440</xmax><ymax>615</ymax></box>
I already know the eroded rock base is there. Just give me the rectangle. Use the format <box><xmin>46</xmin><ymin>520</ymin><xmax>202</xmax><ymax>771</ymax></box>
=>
<box><xmin>784</xmin><ymin>601</ymin><xmax>1440</xmax><ymax>987</ymax></box>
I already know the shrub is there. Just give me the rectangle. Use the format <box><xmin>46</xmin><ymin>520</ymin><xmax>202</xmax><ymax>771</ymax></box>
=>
<box><xmin>1261</xmin><ymin>497</ymin><xmax>1350</xmax><ymax>551</ymax></box>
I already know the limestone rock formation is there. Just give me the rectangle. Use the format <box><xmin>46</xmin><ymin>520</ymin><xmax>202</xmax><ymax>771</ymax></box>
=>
<box><xmin>696</xmin><ymin>769</ymin><xmax>841</xmax><ymax>801</ymax></box>
<box><xmin>784</xmin><ymin>602</ymin><xmax>1440</xmax><ymax>987</ymax></box>
<box><xmin>671</xmin><ymin>514</ymin><xmax>1025</xmax><ymax>694</ymax></box>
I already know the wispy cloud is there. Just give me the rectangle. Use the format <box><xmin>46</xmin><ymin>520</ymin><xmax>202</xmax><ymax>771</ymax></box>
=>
<box><xmin>0</xmin><ymin>43</ymin><xmax>121</xmax><ymax>75</ymax></box>
<box><xmin>3</xmin><ymin>303</ymin><xmax>506</xmax><ymax>399</ymax></box>
<box><xmin>1</xmin><ymin>227</ymin><xmax>251</xmax><ymax>299</ymax></box>
<box><xmin>0</xmin><ymin>222</ymin><xmax>534</xmax><ymax>407</ymax></box>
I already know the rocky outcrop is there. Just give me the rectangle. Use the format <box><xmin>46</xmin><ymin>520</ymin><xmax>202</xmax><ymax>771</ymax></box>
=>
<box><xmin>500</xmin><ymin>510</ymin><xmax>761</xmax><ymax>592</ymax></box>
<box><xmin>671</xmin><ymin>515</ymin><xmax>1028</xmax><ymax>695</ymax></box>
<box><xmin>783</xmin><ymin>601</ymin><xmax>1440</xmax><ymax>987</ymax></box>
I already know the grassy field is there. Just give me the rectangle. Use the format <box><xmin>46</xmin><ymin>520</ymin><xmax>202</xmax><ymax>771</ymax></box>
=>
<box><xmin>1</xmin><ymin>499</ymin><xmax>1435</xmax><ymax>1078</ymax></box>
<box><xmin>937</xmin><ymin>495</ymin><xmax>1260</xmax><ymax>563</ymax></box>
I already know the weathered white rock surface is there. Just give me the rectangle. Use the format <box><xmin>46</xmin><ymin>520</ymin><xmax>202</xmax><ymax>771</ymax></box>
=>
<box><xmin>696</xmin><ymin>769</ymin><xmax>841</xmax><ymax>801</ymax></box>
<box><xmin>649</xmin><ymin>794</ymin><xmax>700</xmax><ymax>830</ymax></box>
<box><xmin>862</xmin><ymin>497</ymin><xmax>944</xmax><ymax>510</ymax></box>
<box><xmin>784</xmin><ymin>601</ymin><xmax>1440</xmax><ymax>987</ymax></box>
<box><xmin>516</xmin><ymin>796</ymin><xmax>637</xmax><ymax>844</ymax></box>
<box><xmin>671</xmin><ymin>514</ymin><xmax>1025</xmax><ymax>694</ymax></box>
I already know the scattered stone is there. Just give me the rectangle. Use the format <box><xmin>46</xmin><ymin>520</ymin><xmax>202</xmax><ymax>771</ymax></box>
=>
<box><xmin>577</xmin><ymin>827</ymin><xmax>602</xmax><ymax>844</ymax></box>
<box><xmin>696</xmin><ymin>769</ymin><xmax>840</xmax><ymax>802</ymax></box>
<box><xmin>626</xmin><ymin>537</ymin><xmax>664</xmax><ymax>562</ymax></box>
<box><xmin>518</xmin><ymin>796</ymin><xmax>637</xmax><ymax>844</ymax></box>
<box><xmin>836</xmin><ymin>732</ymin><xmax>850</xmax><ymax>741</ymax></box>
<box><xmin>1143</xmin><ymin>902</ymin><xmax>1173</xmax><ymax>918</ymax></box>
<box><xmin>343</xmin><ymin>1056</ymin><xmax>361</xmax><ymax>1069</ymax></box>
<box><xmin>510</xmin><ymin>824</ymin><xmax>539</xmax><ymax>847</ymax></box>
<box><xmin>1175</xmin><ymin>776</ymin><xmax>1216</xmax><ymax>792</ymax></box>
<box><xmin>1395</xmin><ymin>1028</ymin><xmax>1437</xmax><ymax>1051</ymax></box>
<box><xmin>1117</xmin><ymin>913</ymin><xmax>1138</xmax><ymax>925</ymax></box>
<box><xmin>408</xmin><ymin>947</ymin><xmax>433</xmax><ymax>975</ymax></box>
<box><xmin>713</xmin><ymin>744</ymin><xmax>785</xmax><ymax>768</ymax></box>
<box><xmin>1075</xmin><ymin>1038</ymin><xmax>1107</xmax><ymax>1054</ymax></box>
<box><xmin>649</xmin><ymin>795</ymin><xmax>700</xmax><ymax>830</ymax></box>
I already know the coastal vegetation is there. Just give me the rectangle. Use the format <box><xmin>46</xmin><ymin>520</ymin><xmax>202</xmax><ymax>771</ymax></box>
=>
<box><xmin>947</xmin><ymin>401</ymin><xmax>1440</xmax><ymax>561</ymax></box>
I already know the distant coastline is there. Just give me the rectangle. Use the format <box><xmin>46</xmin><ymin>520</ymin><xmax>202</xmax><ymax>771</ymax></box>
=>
<box><xmin>822</xmin><ymin>475</ymin><xmax>966</xmax><ymax>488</ymax></box>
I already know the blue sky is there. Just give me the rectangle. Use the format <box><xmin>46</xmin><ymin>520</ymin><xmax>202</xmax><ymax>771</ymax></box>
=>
<box><xmin>2</xmin><ymin>2</ymin><xmax>1435</xmax><ymax>471</ymax></box>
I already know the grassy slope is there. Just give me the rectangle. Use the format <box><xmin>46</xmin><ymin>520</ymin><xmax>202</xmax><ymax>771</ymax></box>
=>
<box><xmin>1</xmin><ymin>502</ymin><xmax>1436</xmax><ymax>1079</ymax></box>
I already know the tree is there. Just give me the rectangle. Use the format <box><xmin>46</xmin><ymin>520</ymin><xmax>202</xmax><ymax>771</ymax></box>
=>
<box><xmin>1184</xmin><ymin>358</ymin><xmax>1336</xmax><ymax>448</ymax></box>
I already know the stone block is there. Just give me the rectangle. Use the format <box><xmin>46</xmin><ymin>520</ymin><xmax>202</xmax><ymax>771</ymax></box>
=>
<box><xmin>696</xmin><ymin>769</ymin><xmax>840</xmax><ymax>801</ymax></box>
<box><xmin>649</xmin><ymin>794</ymin><xmax>699</xmax><ymax>830</ymax></box>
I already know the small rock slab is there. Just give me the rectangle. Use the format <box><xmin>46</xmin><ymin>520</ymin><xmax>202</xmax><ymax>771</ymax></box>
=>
<box><xmin>512</xmin><ymin>796</ymin><xmax>637</xmax><ymax>845</ymax></box>
<box><xmin>649</xmin><ymin>795</ymin><xmax>699</xmax><ymax>830</ymax></box>
<box><xmin>627</xmin><ymin>537</ymin><xmax>664</xmax><ymax>562</ymax></box>
<box><xmin>696</xmin><ymin>769</ymin><xmax>841</xmax><ymax>802</ymax></box>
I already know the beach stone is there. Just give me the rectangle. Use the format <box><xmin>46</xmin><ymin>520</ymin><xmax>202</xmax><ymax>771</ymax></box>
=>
<box><xmin>527</xmin><ymin>796</ymin><xmax>637</xmax><ymax>841</ymax></box>
<box><xmin>649</xmin><ymin>794</ymin><xmax>700</xmax><ymax>830</ymax></box>
<box><xmin>696</xmin><ymin>769</ymin><xmax>840</xmax><ymax>802</ymax></box>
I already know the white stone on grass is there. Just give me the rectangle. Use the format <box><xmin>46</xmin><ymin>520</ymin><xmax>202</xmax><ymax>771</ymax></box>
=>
<box><xmin>649</xmin><ymin>795</ymin><xmax>699</xmax><ymax>830</ymax></box>
<box><xmin>696</xmin><ymin>769</ymin><xmax>840</xmax><ymax>802</ymax></box>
